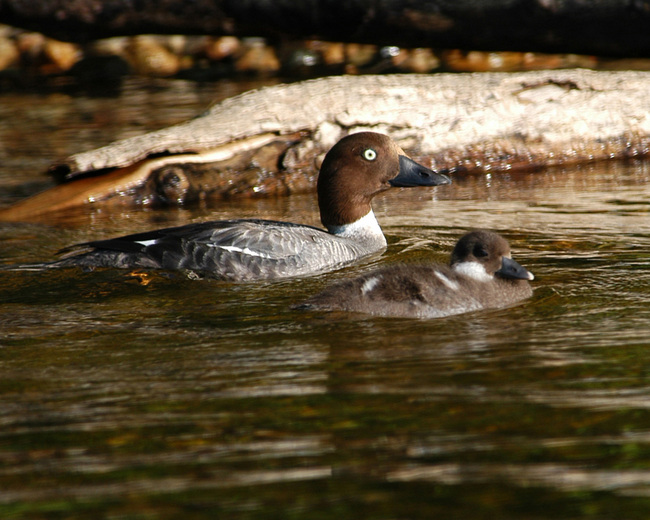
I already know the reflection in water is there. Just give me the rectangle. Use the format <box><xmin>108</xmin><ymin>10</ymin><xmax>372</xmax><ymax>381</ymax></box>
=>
<box><xmin>1</xmin><ymin>80</ymin><xmax>650</xmax><ymax>518</ymax></box>
<box><xmin>387</xmin><ymin>462</ymin><xmax>650</xmax><ymax>492</ymax></box>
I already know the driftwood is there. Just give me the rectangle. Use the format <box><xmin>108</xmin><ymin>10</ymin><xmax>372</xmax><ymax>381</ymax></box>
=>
<box><xmin>2</xmin><ymin>69</ymin><xmax>650</xmax><ymax>221</ymax></box>
<box><xmin>3</xmin><ymin>0</ymin><xmax>650</xmax><ymax>57</ymax></box>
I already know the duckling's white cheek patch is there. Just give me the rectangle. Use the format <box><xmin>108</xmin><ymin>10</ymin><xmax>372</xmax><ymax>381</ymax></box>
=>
<box><xmin>361</xmin><ymin>275</ymin><xmax>381</xmax><ymax>294</ymax></box>
<box><xmin>453</xmin><ymin>261</ymin><xmax>492</xmax><ymax>282</ymax></box>
<box><xmin>434</xmin><ymin>271</ymin><xmax>460</xmax><ymax>291</ymax></box>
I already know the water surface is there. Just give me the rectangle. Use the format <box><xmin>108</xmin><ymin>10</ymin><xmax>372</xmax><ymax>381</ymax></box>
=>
<box><xmin>1</xmin><ymin>79</ymin><xmax>650</xmax><ymax>519</ymax></box>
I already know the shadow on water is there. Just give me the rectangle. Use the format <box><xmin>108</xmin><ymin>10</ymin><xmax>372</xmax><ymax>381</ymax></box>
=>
<box><xmin>1</xmin><ymin>78</ymin><xmax>650</xmax><ymax>519</ymax></box>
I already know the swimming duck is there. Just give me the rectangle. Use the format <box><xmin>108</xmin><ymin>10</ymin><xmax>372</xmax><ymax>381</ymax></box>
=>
<box><xmin>297</xmin><ymin>230</ymin><xmax>534</xmax><ymax>318</ymax></box>
<box><xmin>27</xmin><ymin>132</ymin><xmax>451</xmax><ymax>280</ymax></box>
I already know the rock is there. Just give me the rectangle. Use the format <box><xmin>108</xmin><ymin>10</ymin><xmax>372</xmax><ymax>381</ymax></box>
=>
<box><xmin>205</xmin><ymin>36</ymin><xmax>241</xmax><ymax>61</ymax></box>
<box><xmin>235</xmin><ymin>38</ymin><xmax>280</xmax><ymax>73</ymax></box>
<box><xmin>320</xmin><ymin>42</ymin><xmax>345</xmax><ymax>66</ymax></box>
<box><xmin>43</xmin><ymin>38</ymin><xmax>81</xmax><ymax>72</ymax></box>
<box><xmin>0</xmin><ymin>36</ymin><xmax>19</xmax><ymax>71</ymax></box>
<box><xmin>14</xmin><ymin>31</ymin><xmax>45</xmax><ymax>62</ymax></box>
<box><xmin>398</xmin><ymin>48</ymin><xmax>440</xmax><ymax>73</ymax></box>
<box><xmin>126</xmin><ymin>35</ymin><xmax>180</xmax><ymax>77</ymax></box>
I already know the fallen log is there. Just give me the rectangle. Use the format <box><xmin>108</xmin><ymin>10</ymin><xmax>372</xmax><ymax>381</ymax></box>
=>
<box><xmin>2</xmin><ymin>69</ymin><xmax>650</xmax><ymax>221</ymax></box>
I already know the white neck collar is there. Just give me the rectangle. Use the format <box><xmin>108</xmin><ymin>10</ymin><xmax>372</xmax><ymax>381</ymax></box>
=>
<box><xmin>327</xmin><ymin>210</ymin><xmax>386</xmax><ymax>242</ymax></box>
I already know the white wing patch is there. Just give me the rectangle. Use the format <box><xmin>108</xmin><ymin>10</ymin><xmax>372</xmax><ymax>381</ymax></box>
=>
<box><xmin>211</xmin><ymin>244</ymin><xmax>274</xmax><ymax>259</ymax></box>
<box><xmin>453</xmin><ymin>261</ymin><xmax>492</xmax><ymax>282</ymax></box>
<box><xmin>361</xmin><ymin>275</ymin><xmax>382</xmax><ymax>294</ymax></box>
<box><xmin>135</xmin><ymin>239</ymin><xmax>158</xmax><ymax>247</ymax></box>
<box><xmin>434</xmin><ymin>271</ymin><xmax>460</xmax><ymax>291</ymax></box>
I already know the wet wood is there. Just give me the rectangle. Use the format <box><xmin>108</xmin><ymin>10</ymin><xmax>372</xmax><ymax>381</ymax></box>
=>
<box><xmin>1</xmin><ymin>134</ymin><xmax>282</xmax><ymax>220</ymax></box>
<box><xmin>2</xmin><ymin>69</ymin><xmax>650</xmax><ymax>221</ymax></box>
<box><xmin>4</xmin><ymin>0</ymin><xmax>650</xmax><ymax>57</ymax></box>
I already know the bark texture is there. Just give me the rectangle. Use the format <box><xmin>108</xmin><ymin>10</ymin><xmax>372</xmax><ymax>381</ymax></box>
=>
<box><xmin>2</xmin><ymin>0</ymin><xmax>650</xmax><ymax>57</ymax></box>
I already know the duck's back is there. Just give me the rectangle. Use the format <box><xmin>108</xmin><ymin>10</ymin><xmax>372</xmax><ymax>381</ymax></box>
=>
<box><xmin>53</xmin><ymin>219</ymin><xmax>383</xmax><ymax>280</ymax></box>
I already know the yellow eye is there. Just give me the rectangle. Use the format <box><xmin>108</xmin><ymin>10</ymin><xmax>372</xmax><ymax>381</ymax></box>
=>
<box><xmin>363</xmin><ymin>148</ymin><xmax>377</xmax><ymax>161</ymax></box>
